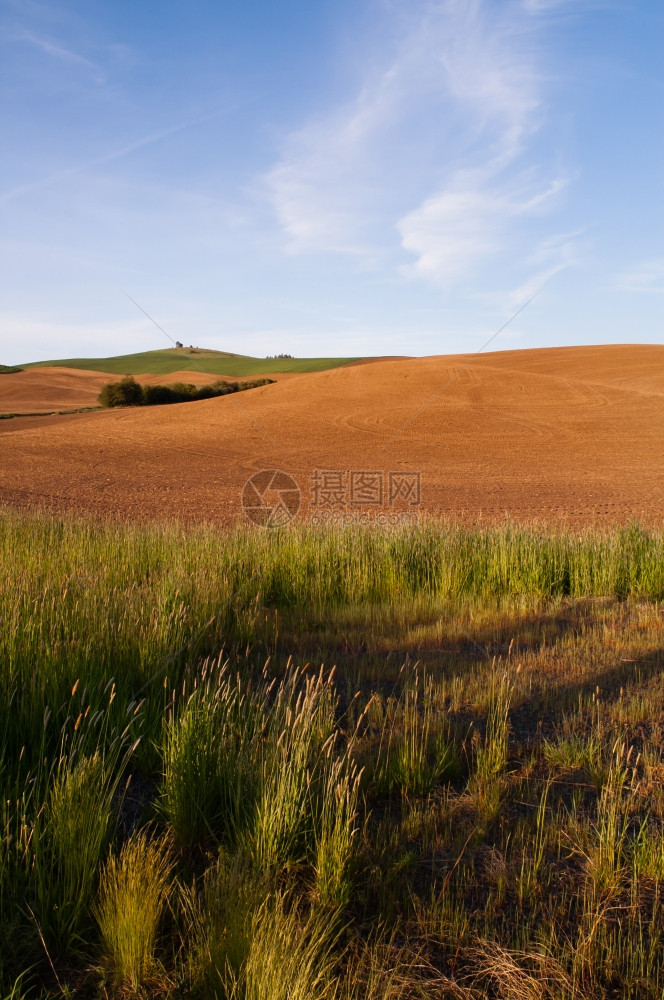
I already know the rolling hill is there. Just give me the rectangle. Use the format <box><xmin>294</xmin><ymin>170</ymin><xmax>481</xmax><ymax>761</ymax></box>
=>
<box><xmin>1</xmin><ymin>344</ymin><xmax>663</xmax><ymax>526</ymax></box>
<box><xmin>21</xmin><ymin>348</ymin><xmax>364</xmax><ymax>377</ymax></box>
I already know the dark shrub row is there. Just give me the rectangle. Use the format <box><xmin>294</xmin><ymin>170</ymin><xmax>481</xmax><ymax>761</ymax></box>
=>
<box><xmin>98</xmin><ymin>375</ymin><xmax>274</xmax><ymax>408</ymax></box>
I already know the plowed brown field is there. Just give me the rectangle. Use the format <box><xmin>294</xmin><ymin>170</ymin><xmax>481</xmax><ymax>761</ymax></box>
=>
<box><xmin>1</xmin><ymin>345</ymin><xmax>663</xmax><ymax>526</ymax></box>
<box><xmin>0</xmin><ymin>367</ymin><xmax>114</xmax><ymax>414</ymax></box>
<box><xmin>0</xmin><ymin>367</ymin><xmax>295</xmax><ymax>415</ymax></box>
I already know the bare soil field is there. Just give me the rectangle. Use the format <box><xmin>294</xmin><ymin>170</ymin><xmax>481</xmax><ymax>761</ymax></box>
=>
<box><xmin>0</xmin><ymin>366</ymin><xmax>296</xmax><ymax>415</ymax></box>
<box><xmin>1</xmin><ymin>344</ymin><xmax>663</xmax><ymax>525</ymax></box>
<box><xmin>0</xmin><ymin>366</ymin><xmax>114</xmax><ymax>414</ymax></box>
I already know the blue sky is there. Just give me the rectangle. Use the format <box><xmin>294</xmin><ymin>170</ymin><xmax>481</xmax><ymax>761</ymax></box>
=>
<box><xmin>1</xmin><ymin>0</ymin><xmax>662</xmax><ymax>364</ymax></box>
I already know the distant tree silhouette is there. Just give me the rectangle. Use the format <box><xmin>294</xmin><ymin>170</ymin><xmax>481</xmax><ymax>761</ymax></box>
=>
<box><xmin>99</xmin><ymin>376</ymin><xmax>274</xmax><ymax>408</ymax></box>
<box><xmin>98</xmin><ymin>375</ymin><xmax>144</xmax><ymax>408</ymax></box>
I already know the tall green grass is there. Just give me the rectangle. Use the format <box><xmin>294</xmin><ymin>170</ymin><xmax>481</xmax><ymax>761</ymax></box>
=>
<box><xmin>96</xmin><ymin>833</ymin><xmax>173</xmax><ymax>992</ymax></box>
<box><xmin>33</xmin><ymin>752</ymin><xmax>118</xmax><ymax>957</ymax></box>
<box><xmin>247</xmin><ymin>666</ymin><xmax>335</xmax><ymax>871</ymax></box>
<box><xmin>4</xmin><ymin>510</ymin><xmax>664</xmax><ymax>998</ymax></box>
<box><xmin>314</xmin><ymin>750</ymin><xmax>362</xmax><ymax>908</ymax></box>
<box><xmin>225</xmin><ymin>894</ymin><xmax>340</xmax><ymax>1000</ymax></box>
<box><xmin>4</xmin><ymin>513</ymin><xmax>664</xmax><ymax>728</ymax></box>
<box><xmin>160</xmin><ymin>666</ymin><xmax>264</xmax><ymax>848</ymax></box>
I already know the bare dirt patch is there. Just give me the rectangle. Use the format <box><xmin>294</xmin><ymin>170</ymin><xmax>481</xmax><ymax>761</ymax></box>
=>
<box><xmin>0</xmin><ymin>366</ymin><xmax>296</xmax><ymax>415</ymax></box>
<box><xmin>0</xmin><ymin>367</ymin><xmax>114</xmax><ymax>414</ymax></box>
<box><xmin>1</xmin><ymin>345</ymin><xmax>663</xmax><ymax>526</ymax></box>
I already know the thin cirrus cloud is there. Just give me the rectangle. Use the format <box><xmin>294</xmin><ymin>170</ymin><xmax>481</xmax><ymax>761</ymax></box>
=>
<box><xmin>265</xmin><ymin>64</ymin><xmax>406</xmax><ymax>256</ymax></box>
<box><xmin>617</xmin><ymin>258</ymin><xmax>664</xmax><ymax>294</ymax></box>
<box><xmin>0</xmin><ymin>106</ymin><xmax>244</xmax><ymax>207</ymax></box>
<box><xmin>508</xmin><ymin>229</ymin><xmax>582</xmax><ymax>304</ymax></box>
<box><xmin>10</xmin><ymin>28</ymin><xmax>96</xmax><ymax>69</ymax></box>
<box><xmin>265</xmin><ymin>0</ymin><xmax>574</xmax><ymax>293</ymax></box>
<box><xmin>398</xmin><ymin>172</ymin><xmax>569</xmax><ymax>287</ymax></box>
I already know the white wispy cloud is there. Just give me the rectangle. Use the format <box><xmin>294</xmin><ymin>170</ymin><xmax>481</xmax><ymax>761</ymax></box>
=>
<box><xmin>266</xmin><ymin>0</ymin><xmax>575</xmax><ymax>292</ymax></box>
<box><xmin>508</xmin><ymin>229</ymin><xmax>582</xmax><ymax>303</ymax></box>
<box><xmin>398</xmin><ymin>170</ymin><xmax>569</xmax><ymax>286</ymax></box>
<box><xmin>395</xmin><ymin>0</ymin><xmax>570</xmax><ymax>287</ymax></box>
<box><xmin>0</xmin><ymin>105</ymin><xmax>247</xmax><ymax>206</ymax></box>
<box><xmin>267</xmin><ymin>0</ymin><xmax>540</xmax><ymax>254</ymax></box>
<box><xmin>10</xmin><ymin>27</ymin><xmax>97</xmax><ymax>69</ymax></box>
<box><xmin>617</xmin><ymin>258</ymin><xmax>664</xmax><ymax>294</ymax></box>
<box><xmin>0</xmin><ymin>314</ymin><xmax>156</xmax><ymax>365</ymax></box>
<box><xmin>266</xmin><ymin>58</ymin><xmax>407</xmax><ymax>254</ymax></box>
<box><xmin>521</xmin><ymin>0</ymin><xmax>589</xmax><ymax>13</ymax></box>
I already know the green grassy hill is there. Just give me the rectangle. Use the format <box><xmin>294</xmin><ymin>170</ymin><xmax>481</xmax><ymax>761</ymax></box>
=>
<box><xmin>21</xmin><ymin>348</ymin><xmax>363</xmax><ymax>377</ymax></box>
